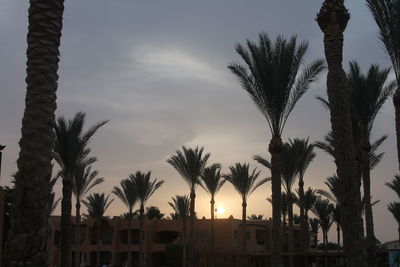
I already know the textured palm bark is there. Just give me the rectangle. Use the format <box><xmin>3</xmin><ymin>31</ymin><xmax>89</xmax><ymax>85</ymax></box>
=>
<box><xmin>394</xmin><ymin>90</ymin><xmax>400</xmax><ymax>171</ymax></box>
<box><xmin>269</xmin><ymin>137</ymin><xmax>283</xmax><ymax>267</ymax></box>
<box><xmin>317</xmin><ymin>1</ymin><xmax>366</xmax><ymax>266</ymax></box>
<box><xmin>287</xmin><ymin>195</ymin><xmax>294</xmax><ymax>267</ymax></box>
<box><xmin>139</xmin><ymin>205</ymin><xmax>145</xmax><ymax>267</ymax></box>
<box><xmin>127</xmin><ymin>209</ymin><xmax>133</xmax><ymax>267</ymax></box>
<box><xmin>361</xmin><ymin>138</ymin><xmax>377</xmax><ymax>267</ymax></box>
<box><xmin>4</xmin><ymin>0</ymin><xmax>64</xmax><ymax>266</ymax></box>
<box><xmin>298</xmin><ymin>177</ymin><xmax>307</xmax><ymax>252</ymax></box>
<box><xmin>210</xmin><ymin>198</ymin><xmax>215</xmax><ymax>267</ymax></box>
<box><xmin>188</xmin><ymin>189</ymin><xmax>195</xmax><ymax>267</ymax></box>
<box><xmin>61</xmin><ymin>177</ymin><xmax>73</xmax><ymax>267</ymax></box>
<box><xmin>304</xmin><ymin>211</ymin><xmax>310</xmax><ymax>252</ymax></box>
<box><xmin>75</xmin><ymin>202</ymin><xmax>81</xmax><ymax>267</ymax></box>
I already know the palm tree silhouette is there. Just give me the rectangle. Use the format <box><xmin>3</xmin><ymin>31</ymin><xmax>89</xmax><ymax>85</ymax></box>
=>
<box><xmin>54</xmin><ymin>112</ymin><xmax>107</xmax><ymax>267</ymax></box>
<box><xmin>113</xmin><ymin>178</ymin><xmax>137</xmax><ymax>267</ymax></box>
<box><xmin>224</xmin><ymin>163</ymin><xmax>270</xmax><ymax>266</ymax></box>
<box><xmin>83</xmin><ymin>193</ymin><xmax>113</xmax><ymax>267</ymax></box>
<box><xmin>129</xmin><ymin>171</ymin><xmax>164</xmax><ymax>267</ymax></box>
<box><xmin>167</xmin><ymin>146</ymin><xmax>209</xmax><ymax>267</ymax></box>
<box><xmin>200</xmin><ymin>163</ymin><xmax>225</xmax><ymax>267</ymax></box>
<box><xmin>229</xmin><ymin>32</ymin><xmax>324</xmax><ymax>266</ymax></box>
<box><xmin>72</xmin><ymin>162</ymin><xmax>104</xmax><ymax>267</ymax></box>
<box><xmin>6</xmin><ymin>0</ymin><xmax>65</xmax><ymax>265</ymax></box>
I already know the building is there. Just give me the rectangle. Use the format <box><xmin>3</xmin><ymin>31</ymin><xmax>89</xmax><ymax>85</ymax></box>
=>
<box><xmin>48</xmin><ymin>216</ymin><xmax>278</xmax><ymax>267</ymax></box>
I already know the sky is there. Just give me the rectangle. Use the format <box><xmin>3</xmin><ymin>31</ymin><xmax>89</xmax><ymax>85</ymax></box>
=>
<box><xmin>0</xmin><ymin>0</ymin><xmax>398</xmax><ymax>243</ymax></box>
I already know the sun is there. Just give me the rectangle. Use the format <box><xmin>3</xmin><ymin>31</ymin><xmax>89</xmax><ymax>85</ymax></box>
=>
<box><xmin>216</xmin><ymin>206</ymin><xmax>225</xmax><ymax>216</ymax></box>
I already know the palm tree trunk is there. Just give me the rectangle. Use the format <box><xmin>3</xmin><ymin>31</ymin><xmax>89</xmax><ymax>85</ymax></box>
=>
<box><xmin>361</xmin><ymin>138</ymin><xmax>377</xmax><ymax>267</ymax></box>
<box><xmin>210</xmin><ymin>197</ymin><xmax>215</xmax><ymax>267</ymax></box>
<box><xmin>128</xmin><ymin>209</ymin><xmax>133</xmax><ymax>267</ymax></box>
<box><xmin>394</xmin><ymin>90</ymin><xmax>400</xmax><ymax>171</ymax></box>
<box><xmin>324</xmin><ymin>229</ymin><xmax>328</xmax><ymax>267</ymax></box>
<box><xmin>269</xmin><ymin>137</ymin><xmax>283</xmax><ymax>267</ymax></box>
<box><xmin>75</xmin><ymin>201</ymin><xmax>81</xmax><ymax>267</ymax></box>
<box><xmin>317</xmin><ymin>2</ymin><xmax>366</xmax><ymax>266</ymax></box>
<box><xmin>139</xmin><ymin>204</ymin><xmax>145</xmax><ymax>267</ymax></box>
<box><xmin>298</xmin><ymin>176</ymin><xmax>307</xmax><ymax>252</ymax></box>
<box><xmin>4</xmin><ymin>1</ymin><xmax>64</xmax><ymax>266</ymax></box>
<box><xmin>305</xmin><ymin>211</ymin><xmax>310</xmax><ymax>252</ymax></box>
<box><xmin>61</xmin><ymin>176</ymin><xmax>73</xmax><ymax>267</ymax></box>
<box><xmin>97</xmin><ymin>223</ymin><xmax>101</xmax><ymax>267</ymax></box>
<box><xmin>188</xmin><ymin>188</ymin><xmax>196</xmax><ymax>267</ymax></box>
<box><xmin>287</xmin><ymin>195</ymin><xmax>294</xmax><ymax>267</ymax></box>
<box><xmin>182</xmin><ymin>218</ymin><xmax>187</xmax><ymax>267</ymax></box>
<box><xmin>242</xmin><ymin>199</ymin><xmax>247</xmax><ymax>267</ymax></box>
<box><xmin>337</xmin><ymin>225</ymin><xmax>341</xmax><ymax>252</ymax></box>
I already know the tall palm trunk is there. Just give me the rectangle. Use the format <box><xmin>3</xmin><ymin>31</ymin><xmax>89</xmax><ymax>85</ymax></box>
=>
<box><xmin>210</xmin><ymin>197</ymin><xmax>215</xmax><ymax>267</ymax></box>
<box><xmin>75</xmin><ymin>201</ymin><xmax>81</xmax><ymax>267</ymax></box>
<box><xmin>394</xmin><ymin>91</ymin><xmax>400</xmax><ymax>171</ymax></box>
<box><xmin>305</xmin><ymin>211</ymin><xmax>310</xmax><ymax>252</ymax></box>
<box><xmin>324</xmin><ymin>229</ymin><xmax>328</xmax><ymax>267</ymax></box>
<box><xmin>139</xmin><ymin>204</ymin><xmax>145</xmax><ymax>267</ymax></box>
<box><xmin>5</xmin><ymin>0</ymin><xmax>64</xmax><ymax>266</ymax></box>
<box><xmin>242</xmin><ymin>200</ymin><xmax>247</xmax><ymax>267</ymax></box>
<box><xmin>317</xmin><ymin>2</ymin><xmax>366</xmax><ymax>266</ymax></box>
<box><xmin>269</xmin><ymin>137</ymin><xmax>283</xmax><ymax>267</ymax></box>
<box><xmin>128</xmin><ymin>209</ymin><xmax>133</xmax><ymax>267</ymax></box>
<box><xmin>298</xmin><ymin>177</ymin><xmax>307</xmax><ymax>252</ymax></box>
<box><xmin>361</xmin><ymin>138</ymin><xmax>377</xmax><ymax>267</ymax></box>
<box><xmin>287</xmin><ymin>195</ymin><xmax>294</xmax><ymax>267</ymax></box>
<box><xmin>97</xmin><ymin>222</ymin><xmax>101</xmax><ymax>267</ymax></box>
<box><xmin>188</xmin><ymin>188</ymin><xmax>196</xmax><ymax>267</ymax></box>
<box><xmin>61</xmin><ymin>176</ymin><xmax>73</xmax><ymax>267</ymax></box>
<box><xmin>337</xmin><ymin>225</ymin><xmax>341</xmax><ymax>252</ymax></box>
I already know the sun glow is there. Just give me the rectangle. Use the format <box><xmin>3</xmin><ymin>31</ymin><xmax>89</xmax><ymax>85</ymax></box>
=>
<box><xmin>216</xmin><ymin>206</ymin><xmax>225</xmax><ymax>216</ymax></box>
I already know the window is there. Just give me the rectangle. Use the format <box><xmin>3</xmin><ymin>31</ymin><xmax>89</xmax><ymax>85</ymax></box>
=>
<box><xmin>234</xmin><ymin>230</ymin><xmax>238</xmax><ymax>239</ymax></box>
<box><xmin>246</xmin><ymin>231</ymin><xmax>250</xmax><ymax>240</ymax></box>
<box><xmin>256</xmin><ymin>230</ymin><xmax>266</xmax><ymax>245</ymax></box>
<box><xmin>54</xmin><ymin>231</ymin><xmax>61</xmax><ymax>245</ymax></box>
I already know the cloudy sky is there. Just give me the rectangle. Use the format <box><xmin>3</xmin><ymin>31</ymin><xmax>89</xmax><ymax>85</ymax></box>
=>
<box><xmin>0</xmin><ymin>0</ymin><xmax>398</xmax><ymax>243</ymax></box>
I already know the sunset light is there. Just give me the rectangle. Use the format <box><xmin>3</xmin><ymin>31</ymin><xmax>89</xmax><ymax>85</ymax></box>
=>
<box><xmin>216</xmin><ymin>206</ymin><xmax>225</xmax><ymax>216</ymax></box>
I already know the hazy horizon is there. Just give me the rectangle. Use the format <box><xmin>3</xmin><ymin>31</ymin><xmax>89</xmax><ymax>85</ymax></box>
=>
<box><xmin>0</xmin><ymin>0</ymin><xmax>398</xmax><ymax>244</ymax></box>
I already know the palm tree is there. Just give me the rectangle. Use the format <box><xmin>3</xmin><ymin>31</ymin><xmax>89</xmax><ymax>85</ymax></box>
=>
<box><xmin>268</xmin><ymin>192</ymin><xmax>288</xmax><ymax>237</ymax></box>
<box><xmin>169</xmin><ymin>195</ymin><xmax>190</xmax><ymax>267</ymax></box>
<box><xmin>348</xmin><ymin>61</ymin><xmax>395</xmax><ymax>265</ymax></box>
<box><xmin>247</xmin><ymin>214</ymin><xmax>264</xmax><ymax>221</ymax></box>
<box><xmin>200</xmin><ymin>163</ymin><xmax>225</xmax><ymax>266</ymax></box>
<box><xmin>388</xmin><ymin>202</ymin><xmax>400</xmax><ymax>244</ymax></box>
<box><xmin>311</xmin><ymin>197</ymin><xmax>333</xmax><ymax>267</ymax></box>
<box><xmin>167</xmin><ymin>146</ymin><xmax>209</xmax><ymax>267</ymax></box>
<box><xmin>290</xmin><ymin>138</ymin><xmax>316</xmax><ymax>252</ymax></box>
<box><xmin>317</xmin><ymin>1</ymin><xmax>366</xmax><ymax>265</ymax></box>
<box><xmin>129</xmin><ymin>171</ymin><xmax>164</xmax><ymax>267</ymax></box>
<box><xmin>112</xmin><ymin>178</ymin><xmax>137</xmax><ymax>267</ymax></box>
<box><xmin>5</xmin><ymin>1</ymin><xmax>65</xmax><ymax>265</ymax></box>
<box><xmin>54</xmin><ymin>112</ymin><xmax>107</xmax><ymax>267</ymax></box>
<box><xmin>386</xmin><ymin>175</ymin><xmax>400</xmax><ymax>243</ymax></box>
<box><xmin>228</xmin><ymin>32</ymin><xmax>325</xmax><ymax>266</ymax></box>
<box><xmin>309</xmin><ymin>218</ymin><xmax>320</xmax><ymax>248</ymax></box>
<box><xmin>295</xmin><ymin>187</ymin><xmax>318</xmax><ymax>251</ymax></box>
<box><xmin>332</xmin><ymin>204</ymin><xmax>341</xmax><ymax>252</ymax></box>
<box><xmin>146</xmin><ymin>206</ymin><xmax>165</xmax><ymax>219</ymax></box>
<box><xmin>72</xmin><ymin>162</ymin><xmax>104</xmax><ymax>267</ymax></box>
<box><xmin>367</xmin><ymin>0</ymin><xmax>400</xmax><ymax>172</ymax></box>
<box><xmin>224</xmin><ymin>163</ymin><xmax>270</xmax><ymax>265</ymax></box>
<box><xmin>83</xmin><ymin>193</ymin><xmax>113</xmax><ymax>267</ymax></box>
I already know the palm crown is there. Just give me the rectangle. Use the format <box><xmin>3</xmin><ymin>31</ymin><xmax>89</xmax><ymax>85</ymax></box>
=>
<box><xmin>167</xmin><ymin>146</ymin><xmax>210</xmax><ymax>189</ymax></box>
<box><xmin>129</xmin><ymin>171</ymin><xmax>164</xmax><ymax>207</ymax></box>
<box><xmin>168</xmin><ymin>195</ymin><xmax>190</xmax><ymax>220</ymax></box>
<box><xmin>83</xmin><ymin>193</ymin><xmax>113</xmax><ymax>222</ymax></box>
<box><xmin>112</xmin><ymin>178</ymin><xmax>137</xmax><ymax>214</ymax></box>
<box><xmin>224</xmin><ymin>163</ymin><xmax>269</xmax><ymax>200</ymax></box>
<box><xmin>200</xmin><ymin>163</ymin><xmax>225</xmax><ymax>197</ymax></box>
<box><xmin>228</xmin><ymin>33</ymin><xmax>325</xmax><ymax>137</ymax></box>
<box><xmin>72</xmin><ymin>163</ymin><xmax>104</xmax><ymax>202</ymax></box>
